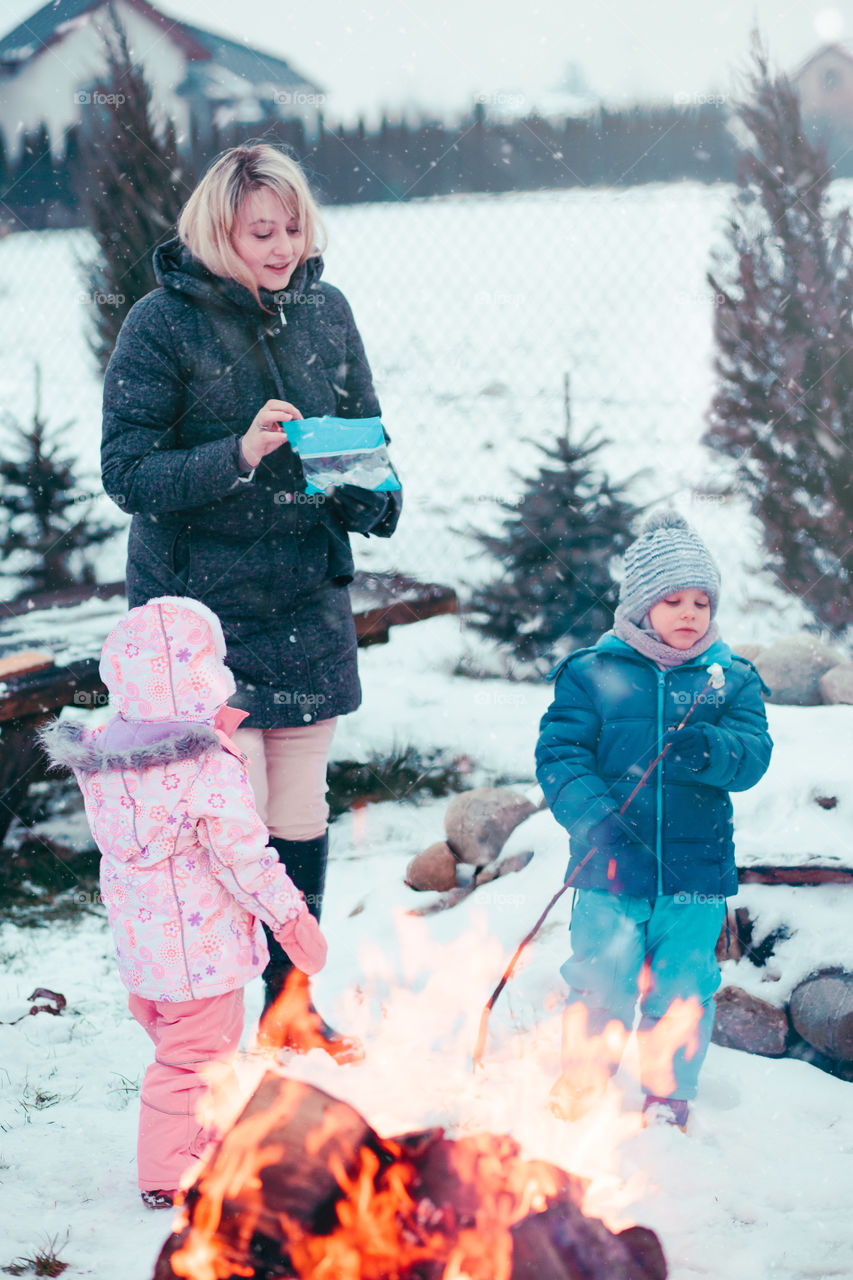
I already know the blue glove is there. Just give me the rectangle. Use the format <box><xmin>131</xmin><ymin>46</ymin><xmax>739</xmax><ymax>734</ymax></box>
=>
<box><xmin>662</xmin><ymin>725</ymin><xmax>710</xmax><ymax>773</ymax></box>
<box><xmin>329</xmin><ymin>483</ymin><xmax>391</xmax><ymax>534</ymax></box>
<box><xmin>588</xmin><ymin>808</ymin><xmax>644</xmax><ymax>852</ymax></box>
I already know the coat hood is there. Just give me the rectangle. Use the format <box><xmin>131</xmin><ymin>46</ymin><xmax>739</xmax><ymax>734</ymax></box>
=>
<box><xmin>99</xmin><ymin>596</ymin><xmax>236</xmax><ymax>722</ymax></box>
<box><xmin>153</xmin><ymin>235</ymin><xmax>325</xmax><ymax>318</ymax></box>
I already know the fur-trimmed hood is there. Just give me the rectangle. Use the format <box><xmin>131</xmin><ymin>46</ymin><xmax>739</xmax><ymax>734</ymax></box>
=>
<box><xmin>40</xmin><ymin>597</ymin><xmax>239</xmax><ymax>781</ymax></box>
<box><xmin>39</xmin><ymin>718</ymin><xmax>220</xmax><ymax>776</ymax></box>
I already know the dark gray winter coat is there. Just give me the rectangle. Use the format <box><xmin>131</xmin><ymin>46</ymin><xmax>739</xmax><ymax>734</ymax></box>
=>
<box><xmin>101</xmin><ymin>237</ymin><xmax>401</xmax><ymax>727</ymax></box>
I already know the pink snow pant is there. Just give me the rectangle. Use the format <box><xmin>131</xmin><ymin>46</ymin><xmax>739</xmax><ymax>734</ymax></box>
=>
<box><xmin>128</xmin><ymin>989</ymin><xmax>244</xmax><ymax>1191</ymax></box>
<box><xmin>232</xmin><ymin>718</ymin><xmax>337</xmax><ymax>840</ymax></box>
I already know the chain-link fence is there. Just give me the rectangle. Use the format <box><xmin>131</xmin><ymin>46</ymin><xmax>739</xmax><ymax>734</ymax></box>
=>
<box><xmin>0</xmin><ymin>179</ymin><xmax>806</xmax><ymax>635</ymax></box>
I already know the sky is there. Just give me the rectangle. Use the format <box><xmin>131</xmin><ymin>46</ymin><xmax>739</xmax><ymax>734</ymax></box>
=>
<box><xmin>2</xmin><ymin>0</ymin><xmax>853</xmax><ymax>122</ymax></box>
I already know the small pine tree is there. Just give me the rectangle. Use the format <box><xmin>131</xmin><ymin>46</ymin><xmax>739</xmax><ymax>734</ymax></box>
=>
<box><xmin>703</xmin><ymin>33</ymin><xmax>853</xmax><ymax>634</ymax></box>
<box><xmin>466</xmin><ymin>392</ymin><xmax>643</xmax><ymax>675</ymax></box>
<box><xmin>76</xmin><ymin>4</ymin><xmax>196</xmax><ymax>373</ymax></box>
<box><xmin>0</xmin><ymin>367</ymin><xmax>116</xmax><ymax>598</ymax></box>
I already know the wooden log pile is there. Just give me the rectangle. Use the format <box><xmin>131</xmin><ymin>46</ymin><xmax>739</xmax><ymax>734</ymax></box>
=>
<box><xmin>152</xmin><ymin>1077</ymin><xmax>666</xmax><ymax>1280</ymax></box>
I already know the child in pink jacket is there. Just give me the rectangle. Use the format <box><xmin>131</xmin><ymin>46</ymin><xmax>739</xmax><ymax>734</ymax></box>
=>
<box><xmin>41</xmin><ymin>596</ymin><xmax>327</xmax><ymax>1209</ymax></box>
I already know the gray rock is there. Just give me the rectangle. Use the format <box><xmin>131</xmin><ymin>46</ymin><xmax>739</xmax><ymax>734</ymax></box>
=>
<box><xmin>712</xmin><ymin>985</ymin><xmax>789</xmax><ymax>1056</ymax></box>
<box><xmin>790</xmin><ymin>969</ymin><xmax>853</xmax><ymax>1061</ymax></box>
<box><xmin>733</xmin><ymin>643</ymin><xmax>765</xmax><ymax>664</ymax></box>
<box><xmin>405</xmin><ymin>843</ymin><xmax>458</xmax><ymax>892</ymax></box>
<box><xmin>754</xmin><ymin>634</ymin><xmax>844</xmax><ymax>705</ymax></box>
<box><xmin>819</xmin><ymin>663</ymin><xmax>853</xmax><ymax>705</ymax></box>
<box><xmin>444</xmin><ymin>787</ymin><xmax>537</xmax><ymax>866</ymax></box>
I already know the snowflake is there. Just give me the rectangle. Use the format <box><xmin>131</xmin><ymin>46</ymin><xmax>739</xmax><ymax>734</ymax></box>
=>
<box><xmin>192</xmin><ymin>973</ymin><xmax>202</xmax><ymax>984</ymax></box>
<box><xmin>188</xmin><ymin>911</ymin><xmax>202</xmax><ymax>926</ymax></box>
<box><xmin>206</xmin><ymin>964</ymin><xmax>216</xmax><ymax>975</ymax></box>
<box><xmin>175</xmin><ymin>647</ymin><xmax>191</xmax><ymax>663</ymax></box>
<box><xmin>194</xmin><ymin>702</ymin><xmax>206</xmax><ymax>714</ymax></box>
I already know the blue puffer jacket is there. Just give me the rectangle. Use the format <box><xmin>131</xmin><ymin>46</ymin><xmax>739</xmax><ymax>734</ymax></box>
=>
<box><xmin>535</xmin><ymin>635</ymin><xmax>773</xmax><ymax>899</ymax></box>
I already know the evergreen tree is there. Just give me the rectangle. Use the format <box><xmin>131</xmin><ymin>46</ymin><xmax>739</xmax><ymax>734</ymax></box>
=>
<box><xmin>0</xmin><ymin>367</ymin><xmax>116</xmax><ymax>598</ymax></box>
<box><xmin>704</xmin><ymin>34</ymin><xmax>853</xmax><ymax>633</ymax></box>
<box><xmin>76</xmin><ymin>4</ymin><xmax>196</xmax><ymax>373</ymax></box>
<box><xmin>466</xmin><ymin>391</ymin><xmax>643</xmax><ymax>675</ymax></box>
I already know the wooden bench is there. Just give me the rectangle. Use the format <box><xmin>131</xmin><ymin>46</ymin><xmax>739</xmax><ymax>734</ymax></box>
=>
<box><xmin>0</xmin><ymin>573</ymin><xmax>457</xmax><ymax>847</ymax></box>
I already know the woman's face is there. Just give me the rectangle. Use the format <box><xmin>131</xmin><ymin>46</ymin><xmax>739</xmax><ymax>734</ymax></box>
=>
<box><xmin>647</xmin><ymin>589</ymin><xmax>711</xmax><ymax>648</ymax></box>
<box><xmin>231</xmin><ymin>186</ymin><xmax>307</xmax><ymax>291</ymax></box>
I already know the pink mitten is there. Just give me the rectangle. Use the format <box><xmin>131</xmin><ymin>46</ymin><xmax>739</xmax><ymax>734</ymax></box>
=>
<box><xmin>274</xmin><ymin>907</ymin><xmax>328</xmax><ymax>976</ymax></box>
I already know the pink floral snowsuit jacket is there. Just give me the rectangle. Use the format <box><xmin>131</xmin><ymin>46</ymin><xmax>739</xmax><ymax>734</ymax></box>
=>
<box><xmin>41</xmin><ymin>596</ymin><xmax>303</xmax><ymax>1002</ymax></box>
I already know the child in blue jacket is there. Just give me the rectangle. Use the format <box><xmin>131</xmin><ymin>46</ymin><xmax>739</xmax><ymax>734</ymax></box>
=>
<box><xmin>535</xmin><ymin>510</ymin><xmax>772</xmax><ymax>1128</ymax></box>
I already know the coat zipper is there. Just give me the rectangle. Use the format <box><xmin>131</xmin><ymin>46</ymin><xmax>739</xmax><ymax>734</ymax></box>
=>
<box><xmin>278</xmin><ymin>303</ymin><xmax>287</xmax><ymax>327</ymax></box>
<box><xmin>656</xmin><ymin>669</ymin><xmax>666</xmax><ymax>898</ymax></box>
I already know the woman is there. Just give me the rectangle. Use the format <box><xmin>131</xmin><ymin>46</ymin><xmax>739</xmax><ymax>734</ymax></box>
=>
<box><xmin>101</xmin><ymin>144</ymin><xmax>401</xmax><ymax>1057</ymax></box>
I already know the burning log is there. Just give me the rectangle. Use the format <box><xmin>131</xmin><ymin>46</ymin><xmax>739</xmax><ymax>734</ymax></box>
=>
<box><xmin>152</xmin><ymin>1077</ymin><xmax>667</xmax><ymax>1280</ymax></box>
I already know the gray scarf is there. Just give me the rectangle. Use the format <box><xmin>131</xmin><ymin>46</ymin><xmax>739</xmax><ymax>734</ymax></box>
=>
<box><xmin>612</xmin><ymin>605</ymin><xmax>719</xmax><ymax>669</ymax></box>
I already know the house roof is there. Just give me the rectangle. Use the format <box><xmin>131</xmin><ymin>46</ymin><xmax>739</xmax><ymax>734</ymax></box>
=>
<box><xmin>791</xmin><ymin>42</ymin><xmax>853</xmax><ymax>83</ymax></box>
<box><xmin>0</xmin><ymin>0</ymin><xmax>321</xmax><ymax>94</ymax></box>
<box><xmin>0</xmin><ymin>0</ymin><xmax>207</xmax><ymax>69</ymax></box>
<box><xmin>177</xmin><ymin>19</ymin><xmax>320</xmax><ymax>93</ymax></box>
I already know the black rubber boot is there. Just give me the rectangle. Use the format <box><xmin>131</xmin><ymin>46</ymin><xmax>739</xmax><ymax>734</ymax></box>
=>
<box><xmin>262</xmin><ymin>833</ymin><xmax>328</xmax><ymax>1006</ymax></box>
<box><xmin>260</xmin><ymin>833</ymin><xmax>363</xmax><ymax>1063</ymax></box>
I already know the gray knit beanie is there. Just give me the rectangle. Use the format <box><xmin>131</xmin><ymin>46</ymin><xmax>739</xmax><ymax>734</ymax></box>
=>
<box><xmin>616</xmin><ymin>509</ymin><xmax>721</xmax><ymax>624</ymax></box>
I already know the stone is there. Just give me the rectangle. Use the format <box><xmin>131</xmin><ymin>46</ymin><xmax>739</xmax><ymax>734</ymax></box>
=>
<box><xmin>444</xmin><ymin>787</ymin><xmax>537</xmax><ymax>866</ymax></box>
<box><xmin>733</xmin><ymin>643</ymin><xmax>765</xmax><ymax>664</ymax></box>
<box><xmin>819</xmin><ymin>663</ymin><xmax>853</xmax><ymax>705</ymax></box>
<box><xmin>714</xmin><ymin>908</ymin><xmax>743</xmax><ymax>962</ymax></box>
<box><xmin>712</xmin><ymin>985</ymin><xmax>789</xmax><ymax>1057</ymax></box>
<box><xmin>789</xmin><ymin>969</ymin><xmax>853</xmax><ymax>1062</ymax></box>
<box><xmin>405</xmin><ymin>842</ymin><xmax>458</xmax><ymax>892</ymax></box>
<box><xmin>753</xmin><ymin>634</ymin><xmax>844</xmax><ymax>705</ymax></box>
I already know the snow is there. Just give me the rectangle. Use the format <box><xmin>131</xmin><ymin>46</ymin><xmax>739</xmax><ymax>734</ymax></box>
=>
<box><xmin>0</xmin><ymin>182</ymin><xmax>826</xmax><ymax>636</ymax></box>
<box><xmin>1</xmin><ymin>184</ymin><xmax>852</xmax><ymax>1277</ymax></box>
<box><xmin>1</xmin><ymin>613</ymin><xmax>852</xmax><ymax>1277</ymax></box>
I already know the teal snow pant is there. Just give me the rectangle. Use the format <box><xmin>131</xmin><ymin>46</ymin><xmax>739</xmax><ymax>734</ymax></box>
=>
<box><xmin>560</xmin><ymin>889</ymin><xmax>725</xmax><ymax>1101</ymax></box>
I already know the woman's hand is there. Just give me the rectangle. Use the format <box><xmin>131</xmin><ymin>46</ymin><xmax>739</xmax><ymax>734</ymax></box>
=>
<box><xmin>240</xmin><ymin>400</ymin><xmax>303</xmax><ymax>469</ymax></box>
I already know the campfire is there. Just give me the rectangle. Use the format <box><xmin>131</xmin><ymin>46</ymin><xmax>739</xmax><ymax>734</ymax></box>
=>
<box><xmin>151</xmin><ymin>918</ymin><xmax>678</xmax><ymax>1280</ymax></box>
<box><xmin>153</xmin><ymin>1076</ymin><xmax>665</xmax><ymax>1280</ymax></box>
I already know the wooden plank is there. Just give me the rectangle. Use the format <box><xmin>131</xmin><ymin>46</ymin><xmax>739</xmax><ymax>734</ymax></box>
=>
<box><xmin>0</xmin><ymin>659</ymin><xmax>104</xmax><ymax>723</ymax></box>
<box><xmin>0</xmin><ymin>573</ymin><xmax>458</xmax><ymax>846</ymax></box>
<box><xmin>738</xmin><ymin>865</ymin><xmax>853</xmax><ymax>885</ymax></box>
<box><xmin>0</xmin><ymin>650</ymin><xmax>54</xmax><ymax>680</ymax></box>
<box><xmin>0</xmin><ymin>580</ymin><xmax>126</xmax><ymax>619</ymax></box>
<box><xmin>0</xmin><ymin>574</ymin><xmax>459</xmax><ymax>723</ymax></box>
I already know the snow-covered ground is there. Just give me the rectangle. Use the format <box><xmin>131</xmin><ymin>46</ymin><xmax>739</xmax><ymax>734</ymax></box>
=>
<box><xmin>1</xmin><ymin>185</ymin><xmax>852</xmax><ymax>1277</ymax></box>
<box><xmin>1</xmin><ymin>614</ymin><xmax>852</xmax><ymax>1279</ymax></box>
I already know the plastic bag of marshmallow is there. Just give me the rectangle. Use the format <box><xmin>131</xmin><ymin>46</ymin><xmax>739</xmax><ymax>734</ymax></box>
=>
<box><xmin>285</xmin><ymin>416</ymin><xmax>401</xmax><ymax>495</ymax></box>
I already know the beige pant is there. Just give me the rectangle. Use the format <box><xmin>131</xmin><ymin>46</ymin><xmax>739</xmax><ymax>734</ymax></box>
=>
<box><xmin>231</xmin><ymin>718</ymin><xmax>337</xmax><ymax>841</ymax></box>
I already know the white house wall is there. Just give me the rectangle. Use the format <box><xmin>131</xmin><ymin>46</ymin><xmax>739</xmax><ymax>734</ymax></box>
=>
<box><xmin>0</xmin><ymin>0</ymin><xmax>189</xmax><ymax>159</ymax></box>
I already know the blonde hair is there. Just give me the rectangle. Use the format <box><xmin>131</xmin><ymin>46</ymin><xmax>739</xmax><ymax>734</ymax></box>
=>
<box><xmin>177</xmin><ymin>143</ymin><xmax>327</xmax><ymax>307</ymax></box>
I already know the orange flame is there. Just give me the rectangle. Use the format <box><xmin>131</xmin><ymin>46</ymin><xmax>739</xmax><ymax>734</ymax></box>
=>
<box><xmin>163</xmin><ymin>913</ymin><xmax>699</xmax><ymax>1277</ymax></box>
